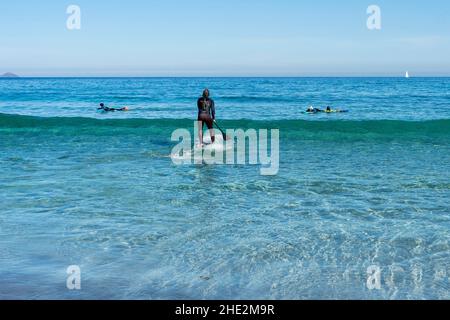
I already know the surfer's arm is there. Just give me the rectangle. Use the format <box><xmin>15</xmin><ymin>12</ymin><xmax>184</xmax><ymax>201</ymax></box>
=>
<box><xmin>211</xmin><ymin>100</ymin><xmax>216</xmax><ymax>120</ymax></box>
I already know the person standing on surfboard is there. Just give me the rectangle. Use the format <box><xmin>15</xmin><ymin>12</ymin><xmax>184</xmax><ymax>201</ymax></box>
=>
<box><xmin>197</xmin><ymin>89</ymin><xmax>216</xmax><ymax>146</ymax></box>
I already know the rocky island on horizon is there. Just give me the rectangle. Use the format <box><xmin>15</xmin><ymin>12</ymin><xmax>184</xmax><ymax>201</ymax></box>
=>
<box><xmin>1</xmin><ymin>72</ymin><xmax>20</xmax><ymax>78</ymax></box>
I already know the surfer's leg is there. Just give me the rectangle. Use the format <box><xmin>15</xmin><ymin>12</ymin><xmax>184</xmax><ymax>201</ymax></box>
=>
<box><xmin>206</xmin><ymin>119</ymin><xmax>215</xmax><ymax>143</ymax></box>
<box><xmin>209</xmin><ymin>129</ymin><xmax>215</xmax><ymax>143</ymax></box>
<box><xmin>197</xmin><ymin>120</ymin><xmax>204</xmax><ymax>145</ymax></box>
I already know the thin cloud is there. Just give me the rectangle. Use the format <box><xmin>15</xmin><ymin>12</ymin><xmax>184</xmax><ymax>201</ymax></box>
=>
<box><xmin>397</xmin><ymin>36</ymin><xmax>448</xmax><ymax>47</ymax></box>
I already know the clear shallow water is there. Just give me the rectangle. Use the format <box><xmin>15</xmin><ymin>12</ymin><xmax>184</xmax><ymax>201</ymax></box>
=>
<box><xmin>0</xmin><ymin>78</ymin><xmax>449</xmax><ymax>300</ymax></box>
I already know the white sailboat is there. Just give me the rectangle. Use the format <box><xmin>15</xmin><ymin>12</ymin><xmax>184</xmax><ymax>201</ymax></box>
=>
<box><xmin>405</xmin><ymin>71</ymin><xmax>410</xmax><ymax>78</ymax></box>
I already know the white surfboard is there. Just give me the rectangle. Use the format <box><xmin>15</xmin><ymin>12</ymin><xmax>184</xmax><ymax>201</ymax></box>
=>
<box><xmin>171</xmin><ymin>133</ymin><xmax>232</xmax><ymax>162</ymax></box>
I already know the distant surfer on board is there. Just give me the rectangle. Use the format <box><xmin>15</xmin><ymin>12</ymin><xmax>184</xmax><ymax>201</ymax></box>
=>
<box><xmin>197</xmin><ymin>89</ymin><xmax>216</xmax><ymax>147</ymax></box>
<box><xmin>325</xmin><ymin>106</ymin><xmax>348</xmax><ymax>113</ymax></box>
<box><xmin>306</xmin><ymin>106</ymin><xmax>348</xmax><ymax>113</ymax></box>
<box><xmin>98</xmin><ymin>103</ymin><xmax>129</xmax><ymax>112</ymax></box>
<box><xmin>306</xmin><ymin>106</ymin><xmax>322</xmax><ymax>113</ymax></box>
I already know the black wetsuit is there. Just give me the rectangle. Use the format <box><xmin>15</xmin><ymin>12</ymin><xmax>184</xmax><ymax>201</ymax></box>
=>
<box><xmin>306</xmin><ymin>108</ymin><xmax>323</xmax><ymax>114</ymax></box>
<box><xmin>197</xmin><ymin>97</ymin><xmax>215</xmax><ymax>129</ymax></box>
<box><xmin>98</xmin><ymin>106</ymin><xmax>126</xmax><ymax>112</ymax></box>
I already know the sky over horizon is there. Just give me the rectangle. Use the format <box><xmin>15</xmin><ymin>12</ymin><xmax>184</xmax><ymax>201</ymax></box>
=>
<box><xmin>1</xmin><ymin>0</ymin><xmax>449</xmax><ymax>76</ymax></box>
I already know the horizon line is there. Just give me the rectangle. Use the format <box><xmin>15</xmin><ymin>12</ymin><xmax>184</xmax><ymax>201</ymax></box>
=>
<box><xmin>2</xmin><ymin>75</ymin><xmax>450</xmax><ymax>79</ymax></box>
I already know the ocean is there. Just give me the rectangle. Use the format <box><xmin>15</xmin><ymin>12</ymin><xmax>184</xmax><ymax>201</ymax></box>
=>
<box><xmin>0</xmin><ymin>77</ymin><xmax>449</xmax><ymax>299</ymax></box>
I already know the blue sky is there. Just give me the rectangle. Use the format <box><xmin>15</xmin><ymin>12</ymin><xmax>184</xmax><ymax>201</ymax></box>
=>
<box><xmin>1</xmin><ymin>0</ymin><xmax>449</xmax><ymax>76</ymax></box>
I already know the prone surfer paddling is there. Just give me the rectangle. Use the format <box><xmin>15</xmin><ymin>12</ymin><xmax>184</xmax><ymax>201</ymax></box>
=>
<box><xmin>306</xmin><ymin>106</ymin><xmax>323</xmax><ymax>113</ymax></box>
<box><xmin>325</xmin><ymin>106</ymin><xmax>348</xmax><ymax>113</ymax></box>
<box><xmin>197</xmin><ymin>89</ymin><xmax>216</xmax><ymax>146</ymax></box>
<box><xmin>98</xmin><ymin>103</ymin><xmax>129</xmax><ymax>112</ymax></box>
<box><xmin>306</xmin><ymin>106</ymin><xmax>348</xmax><ymax>113</ymax></box>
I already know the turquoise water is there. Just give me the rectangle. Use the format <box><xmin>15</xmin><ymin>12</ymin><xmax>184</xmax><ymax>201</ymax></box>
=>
<box><xmin>0</xmin><ymin>78</ymin><xmax>449</xmax><ymax>299</ymax></box>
